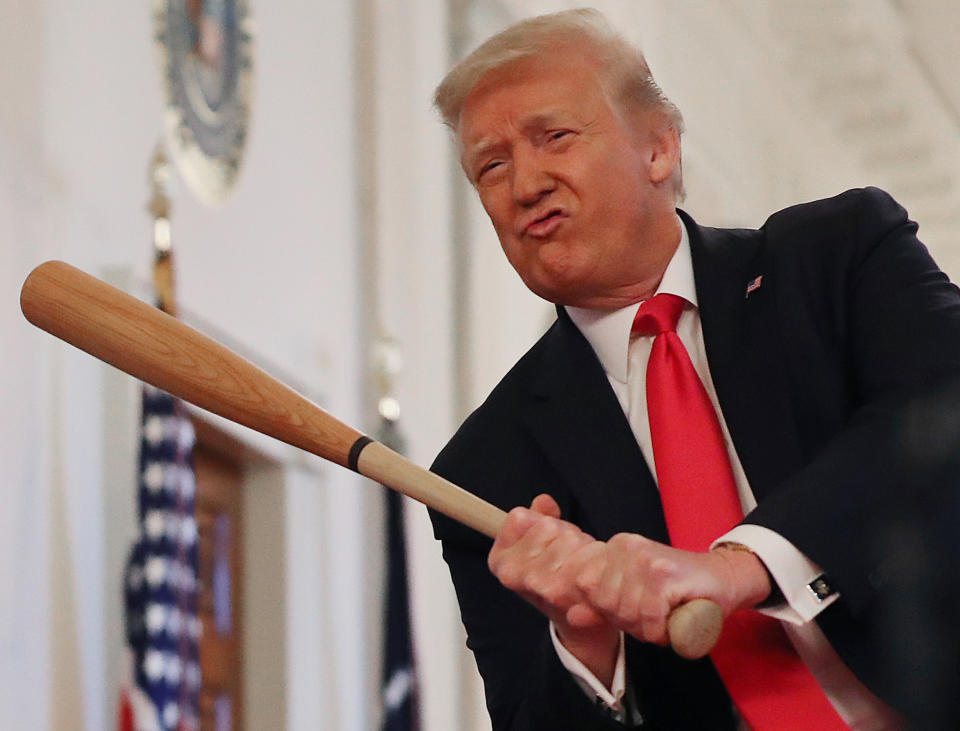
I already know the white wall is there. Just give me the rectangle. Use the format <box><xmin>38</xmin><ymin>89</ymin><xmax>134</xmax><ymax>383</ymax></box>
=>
<box><xmin>3</xmin><ymin>0</ymin><xmax>57</xmax><ymax>727</ymax></box>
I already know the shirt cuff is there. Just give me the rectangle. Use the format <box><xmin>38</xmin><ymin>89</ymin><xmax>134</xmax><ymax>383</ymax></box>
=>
<box><xmin>713</xmin><ymin>524</ymin><xmax>839</xmax><ymax>624</ymax></box>
<box><xmin>549</xmin><ymin>622</ymin><xmax>626</xmax><ymax>713</ymax></box>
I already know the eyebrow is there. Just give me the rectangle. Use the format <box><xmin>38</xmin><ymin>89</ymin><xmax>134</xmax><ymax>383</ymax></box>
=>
<box><xmin>462</xmin><ymin>110</ymin><xmax>572</xmax><ymax>167</ymax></box>
<box><xmin>460</xmin><ymin>141</ymin><xmax>498</xmax><ymax>178</ymax></box>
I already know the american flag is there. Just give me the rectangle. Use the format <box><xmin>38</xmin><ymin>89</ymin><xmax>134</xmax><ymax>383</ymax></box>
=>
<box><xmin>119</xmin><ymin>385</ymin><xmax>202</xmax><ymax>731</ymax></box>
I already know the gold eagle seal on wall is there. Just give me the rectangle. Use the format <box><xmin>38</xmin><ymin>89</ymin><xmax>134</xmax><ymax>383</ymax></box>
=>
<box><xmin>154</xmin><ymin>0</ymin><xmax>254</xmax><ymax>205</ymax></box>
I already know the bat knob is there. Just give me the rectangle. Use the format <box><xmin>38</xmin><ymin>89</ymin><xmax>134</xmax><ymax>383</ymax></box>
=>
<box><xmin>668</xmin><ymin>598</ymin><xmax>723</xmax><ymax>660</ymax></box>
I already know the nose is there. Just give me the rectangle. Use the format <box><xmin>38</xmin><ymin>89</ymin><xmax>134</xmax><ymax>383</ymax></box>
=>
<box><xmin>512</xmin><ymin>149</ymin><xmax>554</xmax><ymax>206</ymax></box>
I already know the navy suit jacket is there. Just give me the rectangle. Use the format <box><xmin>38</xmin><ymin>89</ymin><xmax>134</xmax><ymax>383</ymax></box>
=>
<box><xmin>430</xmin><ymin>188</ymin><xmax>960</xmax><ymax>729</ymax></box>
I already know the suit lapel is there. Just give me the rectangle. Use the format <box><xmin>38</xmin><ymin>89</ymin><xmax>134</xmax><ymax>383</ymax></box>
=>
<box><xmin>521</xmin><ymin>312</ymin><xmax>671</xmax><ymax>543</ymax></box>
<box><xmin>684</xmin><ymin>211</ymin><xmax>805</xmax><ymax>499</ymax></box>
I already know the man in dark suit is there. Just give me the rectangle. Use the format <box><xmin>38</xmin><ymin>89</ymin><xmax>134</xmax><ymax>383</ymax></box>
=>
<box><xmin>429</xmin><ymin>9</ymin><xmax>960</xmax><ymax>729</ymax></box>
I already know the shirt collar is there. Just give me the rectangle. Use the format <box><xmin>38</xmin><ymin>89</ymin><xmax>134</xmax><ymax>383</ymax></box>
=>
<box><xmin>565</xmin><ymin>216</ymin><xmax>696</xmax><ymax>384</ymax></box>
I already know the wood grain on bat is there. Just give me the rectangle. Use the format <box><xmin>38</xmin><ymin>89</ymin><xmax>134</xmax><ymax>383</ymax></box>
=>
<box><xmin>20</xmin><ymin>260</ymin><xmax>362</xmax><ymax>467</ymax></box>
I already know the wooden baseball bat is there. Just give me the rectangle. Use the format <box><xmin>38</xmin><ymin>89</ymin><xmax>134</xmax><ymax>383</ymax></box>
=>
<box><xmin>19</xmin><ymin>260</ymin><xmax>722</xmax><ymax>660</ymax></box>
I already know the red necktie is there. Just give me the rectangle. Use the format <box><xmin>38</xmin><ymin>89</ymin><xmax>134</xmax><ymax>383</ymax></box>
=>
<box><xmin>633</xmin><ymin>293</ymin><xmax>848</xmax><ymax>730</ymax></box>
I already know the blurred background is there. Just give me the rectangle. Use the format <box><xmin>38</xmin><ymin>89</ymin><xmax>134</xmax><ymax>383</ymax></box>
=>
<box><xmin>2</xmin><ymin>0</ymin><xmax>959</xmax><ymax>729</ymax></box>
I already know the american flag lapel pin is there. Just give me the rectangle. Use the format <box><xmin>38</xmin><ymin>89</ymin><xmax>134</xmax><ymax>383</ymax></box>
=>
<box><xmin>745</xmin><ymin>274</ymin><xmax>763</xmax><ymax>298</ymax></box>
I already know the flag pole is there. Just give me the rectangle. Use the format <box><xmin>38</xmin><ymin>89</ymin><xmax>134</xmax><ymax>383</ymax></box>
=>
<box><xmin>375</xmin><ymin>336</ymin><xmax>421</xmax><ymax>731</ymax></box>
<box><xmin>117</xmin><ymin>142</ymin><xmax>201</xmax><ymax>731</ymax></box>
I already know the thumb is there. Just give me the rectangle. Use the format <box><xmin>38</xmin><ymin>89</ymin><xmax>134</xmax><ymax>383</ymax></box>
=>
<box><xmin>565</xmin><ymin>602</ymin><xmax>606</xmax><ymax>629</ymax></box>
<box><xmin>530</xmin><ymin>493</ymin><xmax>561</xmax><ymax>519</ymax></box>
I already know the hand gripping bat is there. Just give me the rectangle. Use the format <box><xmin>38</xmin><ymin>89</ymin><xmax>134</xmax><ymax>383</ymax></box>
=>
<box><xmin>20</xmin><ymin>260</ymin><xmax>723</xmax><ymax>660</ymax></box>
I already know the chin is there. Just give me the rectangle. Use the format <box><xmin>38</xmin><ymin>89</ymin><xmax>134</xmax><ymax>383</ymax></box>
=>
<box><xmin>508</xmin><ymin>245</ymin><xmax>597</xmax><ymax>303</ymax></box>
<box><xmin>522</xmin><ymin>273</ymin><xmax>589</xmax><ymax>307</ymax></box>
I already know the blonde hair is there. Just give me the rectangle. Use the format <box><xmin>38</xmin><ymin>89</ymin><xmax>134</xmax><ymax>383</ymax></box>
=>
<box><xmin>433</xmin><ymin>8</ymin><xmax>684</xmax><ymax>196</ymax></box>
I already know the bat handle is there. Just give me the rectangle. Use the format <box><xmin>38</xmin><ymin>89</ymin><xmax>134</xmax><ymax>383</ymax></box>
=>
<box><xmin>354</xmin><ymin>439</ymin><xmax>722</xmax><ymax>658</ymax></box>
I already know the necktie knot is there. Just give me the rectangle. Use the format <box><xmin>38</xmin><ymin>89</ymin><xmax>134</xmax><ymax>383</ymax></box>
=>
<box><xmin>631</xmin><ymin>293</ymin><xmax>685</xmax><ymax>337</ymax></box>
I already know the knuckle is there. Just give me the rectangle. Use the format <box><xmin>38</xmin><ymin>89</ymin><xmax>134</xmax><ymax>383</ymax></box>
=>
<box><xmin>592</xmin><ymin>585</ymin><xmax>619</xmax><ymax>613</ymax></box>
<box><xmin>523</xmin><ymin>571</ymin><xmax>547</xmax><ymax>597</ymax></box>
<box><xmin>649</xmin><ymin>556</ymin><xmax>678</xmax><ymax>579</ymax></box>
<box><xmin>503</xmin><ymin>507</ymin><xmax>527</xmax><ymax>527</ymax></box>
<box><xmin>496</xmin><ymin>563</ymin><xmax>523</xmax><ymax>590</ymax></box>
<box><xmin>556</xmin><ymin>531</ymin><xmax>588</xmax><ymax>558</ymax></box>
<box><xmin>609</xmin><ymin>532</ymin><xmax>644</xmax><ymax>551</ymax></box>
<box><xmin>615</xmin><ymin>591</ymin><xmax>643</xmax><ymax>626</ymax></box>
<box><xmin>614</xmin><ymin>603</ymin><xmax>638</xmax><ymax>627</ymax></box>
<box><xmin>526</xmin><ymin>518</ymin><xmax>556</xmax><ymax>544</ymax></box>
<box><xmin>575</xmin><ymin>569</ymin><xmax>599</xmax><ymax>596</ymax></box>
<box><xmin>540</xmin><ymin>580</ymin><xmax>569</xmax><ymax>607</ymax></box>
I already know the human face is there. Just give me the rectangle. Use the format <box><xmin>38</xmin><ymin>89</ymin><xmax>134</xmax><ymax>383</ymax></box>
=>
<box><xmin>457</xmin><ymin>50</ymin><xmax>679</xmax><ymax>308</ymax></box>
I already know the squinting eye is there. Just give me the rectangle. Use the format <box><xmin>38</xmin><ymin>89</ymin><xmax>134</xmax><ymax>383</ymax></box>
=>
<box><xmin>549</xmin><ymin>130</ymin><xmax>571</xmax><ymax>141</ymax></box>
<box><xmin>477</xmin><ymin>161</ymin><xmax>502</xmax><ymax>180</ymax></box>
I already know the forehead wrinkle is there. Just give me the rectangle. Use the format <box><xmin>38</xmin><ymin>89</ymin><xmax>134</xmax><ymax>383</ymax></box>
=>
<box><xmin>463</xmin><ymin>108</ymin><xmax>572</xmax><ymax>156</ymax></box>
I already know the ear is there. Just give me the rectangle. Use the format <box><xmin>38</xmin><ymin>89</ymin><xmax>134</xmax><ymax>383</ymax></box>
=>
<box><xmin>648</xmin><ymin>120</ymin><xmax>681</xmax><ymax>187</ymax></box>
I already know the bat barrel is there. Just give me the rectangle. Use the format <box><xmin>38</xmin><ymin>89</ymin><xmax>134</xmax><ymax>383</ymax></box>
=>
<box><xmin>20</xmin><ymin>260</ymin><xmax>362</xmax><ymax>467</ymax></box>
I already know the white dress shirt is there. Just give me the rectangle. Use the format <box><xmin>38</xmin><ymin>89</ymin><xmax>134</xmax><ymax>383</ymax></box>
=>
<box><xmin>550</xmin><ymin>217</ymin><xmax>903</xmax><ymax>729</ymax></box>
